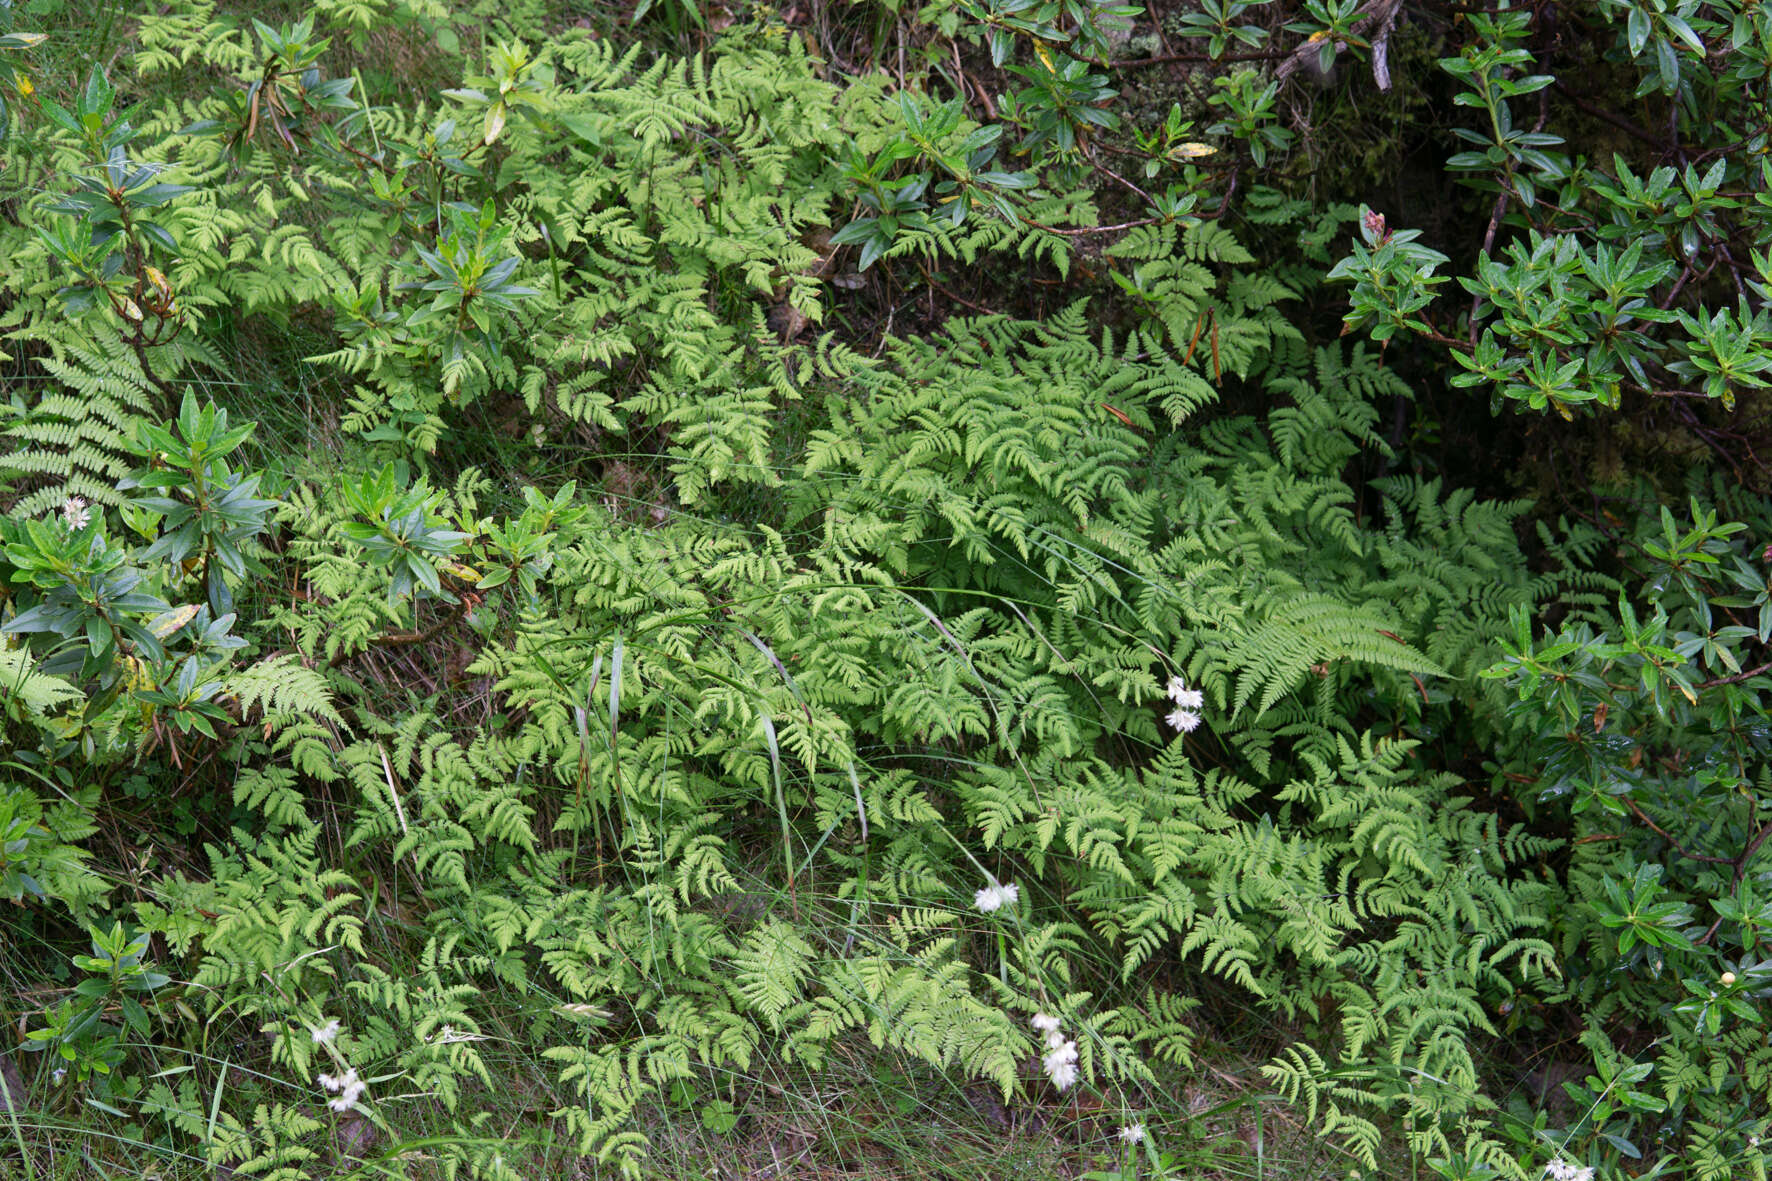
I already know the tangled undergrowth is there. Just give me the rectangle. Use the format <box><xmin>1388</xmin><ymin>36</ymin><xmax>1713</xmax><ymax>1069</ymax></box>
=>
<box><xmin>2</xmin><ymin>2</ymin><xmax>1770</xmax><ymax>1179</ymax></box>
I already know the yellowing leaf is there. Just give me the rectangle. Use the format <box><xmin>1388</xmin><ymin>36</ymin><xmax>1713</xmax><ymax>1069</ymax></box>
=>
<box><xmin>1171</xmin><ymin>142</ymin><xmax>1216</xmax><ymax>159</ymax></box>
<box><xmin>150</xmin><ymin>603</ymin><xmax>203</xmax><ymax>639</ymax></box>
<box><xmin>1035</xmin><ymin>42</ymin><xmax>1055</xmax><ymax>73</ymax></box>
<box><xmin>483</xmin><ymin>102</ymin><xmax>508</xmax><ymax>146</ymax></box>
<box><xmin>122</xmin><ymin>654</ymin><xmax>156</xmax><ymax>692</ymax></box>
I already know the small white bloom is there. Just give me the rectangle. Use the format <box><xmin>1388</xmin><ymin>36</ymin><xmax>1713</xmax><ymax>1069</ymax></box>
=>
<box><xmin>1166</xmin><ymin>708</ymin><xmax>1202</xmax><ymax>733</ymax></box>
<box><xmin>1543</xmin><ymin>1161</ymin><xmax>1594</xmax><ymax>1181</ymax></box>
<box><xmin>1046</xmin><ymin>1056</ymin><xmax>1079</xmax><ymax>1091</ymax></box>
<box><xmin>1042</xmin><ymin>1040</ymin><xmax>1077</xmax><ymax>1072</ymax></box>
<box><xmin>318</xmin><ymin>1066</ymin><xmax>368</xmax><ymax>1112</ymax></box>
<box><xmin>974</xmin><ymin>881</ymin><xmax>1019</xmax><ymax>913</ymax></box>
<box><xmin>1165</xmin><ymin>676</ymin><xmax>1204</xmax><ymax>711</ymax></box>
<box><xmin>1032</xmin><ymin>1017</ymin><xmax>1081</xmax><ymax>1087</ymax></box>
<box><xmin>1041</xmin><ymin>1037</ymin><xmax>1080</xmax><ymax>1091</ymax></box>
<box><xmin>61</xmin><ymin>496</ymin><xmax>90</xmax><ymax>530</ymax></box>
<box><xmin>310</xmin><ymin>1018</ymin><xmax>341</xmax><ymax>1045</ymax></box>
<box><xmin>50</xmin><ymin>1068</ymin><xmax>66</xmax><ymax>1085</ymax></box>
<box><xmin>1118</xmin><ymin>1123</ymin><xmax>1146</xmax><ymax>1144</ymax></box>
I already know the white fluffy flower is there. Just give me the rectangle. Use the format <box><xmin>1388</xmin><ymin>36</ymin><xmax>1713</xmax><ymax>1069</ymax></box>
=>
<box><xmin>310</xmin><ymin>1018</ymin><xmax>341</xmax><ymax>1045</ymax></box>
<box><xmin>974</xmin><ymin>881</ymin><xmax>1019</xmax><ymax>913</ymax></box>
<box><xmin>1042</xmin><ymin>1040</ymin><xmax>1077</xmax><ymax>1072</ymax></box>
<box><xmin>1030</xmin><ymin>1015</ymin><xmax>1081</xmax><ymax>1089</ymax></box>
<box><xmin>317</xmin><ymin>1066</ymin><xmax>368</xmax><ymax>1112</ymax></box>
<box><xmin>1165</xmin><ymin>708</ymin><xmax>1202</xmax><ymax>733</ymax></box>
<box><xmin>1165</xmin><ymin>676</ymin><xmax>1204</xmax><ymax>711</ymax></box>
<box><xmin>61</xmin><ymin>496</ymin><xmax>90</xmax><ymax>530</ymax></box>
<box><xmin>1543</xmin><ymin>1161</ymin><xmax>1594</xmax><ymax>1181</ymax></box>
<box><xmin>1046</xmin><ymin>1056</ymin><xmax>1079</xmax><ymax>1091</ymax></box>
<box><xmin>1118</xmin><ymin>1123</ymin><xmax>1146</xmax><ymax>1144</ymax></box>
<box><xmin>1042</xmin><ymin>1038</ymin><xmax>1079</xmax><ymax>1091</ymax></box>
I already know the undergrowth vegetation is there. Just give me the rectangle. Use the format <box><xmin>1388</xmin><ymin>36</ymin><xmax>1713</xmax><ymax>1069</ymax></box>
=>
<box><xmin>2</xmin><ymin>1</ymin><xmax>1770</xmax><ymax>1178</ymax></box>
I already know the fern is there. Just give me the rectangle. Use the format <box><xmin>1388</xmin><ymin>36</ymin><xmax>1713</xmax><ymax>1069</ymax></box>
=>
<box><xmin>0</xmin><ymin>644</ymin><xmax>83</xmax><ymax>721</ymax></box>
<box><xmin>223</xmin><ymin>655</ymin><xmax>347</xmax><ymax>732</ymax></box>
<box><xmin>0</xmin><ymin>9</ymin><xmax>1683</xmax><ymax>1179</ymax></box>
<box><xmin>0</xmin><ymin>334</ymin><xmax>159</xmax><ymax>517</ymax></box>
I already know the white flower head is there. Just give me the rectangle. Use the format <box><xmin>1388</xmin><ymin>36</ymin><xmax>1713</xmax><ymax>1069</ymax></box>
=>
<box><xmin>1030</xmin><ymin>1012</ymin><xmax>1069</xmax><ymax>1051</ymax></box>
<box><xmin>61</xmin><ymin>496</ymin><xmax>90</xmax><ymax>530</ymax></box>
<box><xmin>1165</xmin><ymin>675</ymin><xmax>1204</xmax><ymax>711</ymax></box>
<box><xmin>1042</xmin><ymin>1037</ymin><xmax>1079</xmax><ymax>1090</ymax></box>
<box><xmin>1543</xmin><ymin>1161</ymin><xmax>1594</xmax><ymax>1181</ymax></box>
<box><xmin>317</xmin><ymin>1066</ymin><xmax>368</xmax><ymax>1112</ymax></box>
<box><xmin>1046</xmin><ymin>1056</ymin><xmax>1079</xmax><ymax>1092</ymax></box>
<box><xmin>1118</xmin><ymin>1123</ymin><xmax>1146</xmax><ymax>1144</ymax></box>
<box><xmin>974</xmin><ymin>881</ymin><xmax>1019</xmax><ymax>913</ymax></box>
<box><xmin>310</xmin><ymin>1018</ymin><xmax>341</xmax><ymax>1045</ymax></box>
<box><xmin>1165</xmin><ymin>708</ymin><xmax>1202</xmax><ymax>733</ymax></box>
